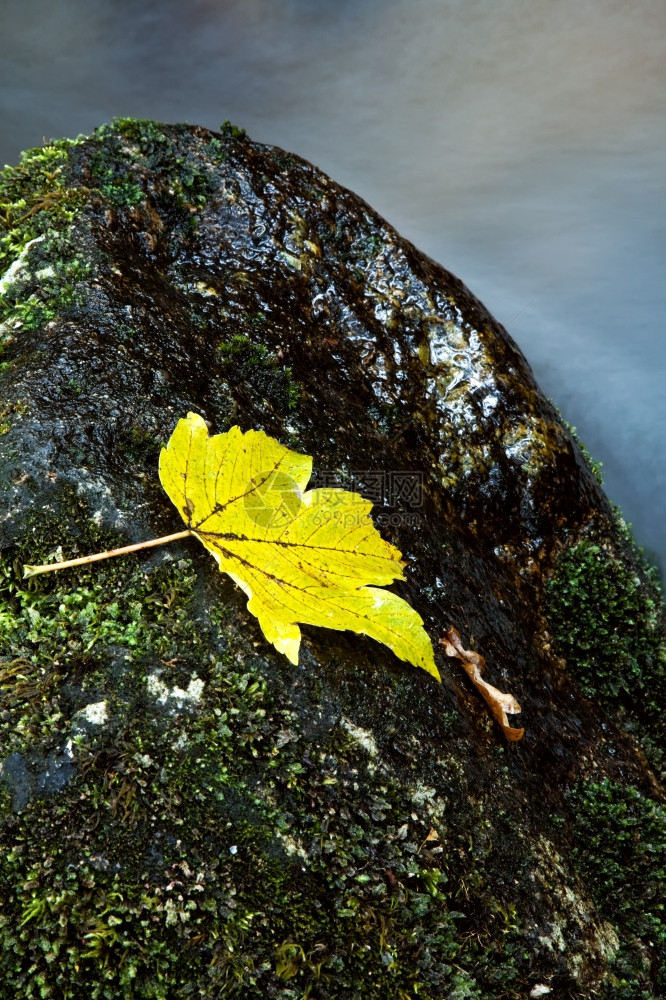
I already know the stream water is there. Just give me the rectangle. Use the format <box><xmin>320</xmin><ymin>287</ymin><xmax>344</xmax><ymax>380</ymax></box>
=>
<box><xmin>1</xmin><ymin>0</ymin><xmax>665</xmax><ymax>570</ymax></box>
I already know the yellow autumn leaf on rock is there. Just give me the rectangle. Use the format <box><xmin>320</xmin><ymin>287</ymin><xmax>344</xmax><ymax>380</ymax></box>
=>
<box><xmin>159</xmin><ymin>413</ymin><xmax>439</xmax><ymax>679</ymax></box>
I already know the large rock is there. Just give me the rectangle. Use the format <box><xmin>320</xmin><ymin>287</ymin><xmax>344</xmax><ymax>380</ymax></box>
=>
<box><xmin>0</xmin><ymin>119</ymin><xmax>664</xmax><ymax>999</ymax></box>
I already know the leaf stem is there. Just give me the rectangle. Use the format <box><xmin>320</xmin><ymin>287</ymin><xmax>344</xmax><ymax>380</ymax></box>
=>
<box><xmin>22</xmin><ymin>530</ymin><xmax>194</xmax><ymax>578</ymax></box>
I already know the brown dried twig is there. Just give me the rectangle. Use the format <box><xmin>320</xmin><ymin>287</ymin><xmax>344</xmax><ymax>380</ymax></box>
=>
<box><xmin>440</xmin><ymin>628</ymin><xmax>524</xmax><ymax>741</ymax></box>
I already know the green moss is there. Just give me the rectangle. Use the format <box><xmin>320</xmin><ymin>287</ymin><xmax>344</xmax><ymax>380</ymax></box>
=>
<box><xmin>561</xmin><ymin>419</ymin><xmax>604</xmax><ymax>484</ymax></box>
<box><xmin>0</xmin><ymin>139</ymin><xmax>85</xmax><ymax>271</ymax></box>
<box><xmin>90</xmin><ymin>118</ymin><xmax>219</xmax><ymax>213</ymax></box>
<box><xmin>218</xmin><ymin>334</ymin><xmax>301</xmax><ymax>414</ymax></box>
<box><xmin>116</xmin><ymin>425</ymin><xmax>162</xmax><ymax>465</ymax></box>
<box><xmin>219</xmin><ymin>121</ymin><xmax>247</xmax><ymax>140</ymax></box>
<box><xmin>0</xmin><ymin>519</ymin><xmax>257</xmax><ymax>995</ymax></box>
<box><xmin>0</xmin><ymin>118</ymin><xmax>235</xmax><ymax>341</ymax></box>
<box><xmin>546</xmin><ymin>417</ymin><xmax>666</xmax><ymax>771</ymax></box>
<box><xmin>0</xmin><ymin>138</ymin><xmax>92</xmax><ymax>335</ymax></box>
<box><xmin>1</xmin><ymin>228</ymin><xmax>92</xmax><ymax>331</ymax></box>
<box><xmin>202</xmin><ymin>136</ymin><xmax>228</xmax><ymax>163</ymax></box>
<box><xmin>545</xmin><ymin>537</ymin><xmax>665</xmax><ymax>708</ymax></box>
<box><xmin>0</xmin><ymin>511</ymin><xmax>538</xmax><ymax>998</ymax></box>
<box><xmin>89</xmin><ymin>164</ymin><xmax>144</xmax><ymax>208</ymax></box>
<box><xmin>0</xmin><ymin>399</ymin><xmax>28</xmax><ymax>438</ymax></box>
<box><xmin>0</xmin><ymin>521</ymin><xmax>201</xmax><ymax>754</ymax></box>
<box><xmin>567</xmin><ymin>778</ymin><xmax>666</xmax><ymax>993</ymax></box>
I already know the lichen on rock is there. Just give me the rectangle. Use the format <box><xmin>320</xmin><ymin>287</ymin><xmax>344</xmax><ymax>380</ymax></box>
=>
<box><xmin>0</xmin><ymin>118</ymin><xmax>664</xmax><ymax>998</ymax></box>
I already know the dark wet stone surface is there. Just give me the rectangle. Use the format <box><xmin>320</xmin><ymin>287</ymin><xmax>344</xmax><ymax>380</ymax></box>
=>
<box><xmin>0</xmin><ymin>120</ymin><xmax>664</xmax><ymax>998</ymax></box>
<box><xmin>0</xmin><ymin>749</ymin><xmax>75</xmax><ymax>812</ymax></box>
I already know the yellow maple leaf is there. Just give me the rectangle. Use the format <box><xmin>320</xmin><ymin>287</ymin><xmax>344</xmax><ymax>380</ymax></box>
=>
<box><xmin>158</xmin><ymin>413</ymin><xmax>439</xmax><ymax>678</ymax></box>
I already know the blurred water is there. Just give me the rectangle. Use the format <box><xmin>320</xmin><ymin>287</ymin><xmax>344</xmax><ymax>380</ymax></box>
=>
<box><xmin>1</xmin><ymin>0</ymin><xmax>665</xmax><ymax>570</ymax></box>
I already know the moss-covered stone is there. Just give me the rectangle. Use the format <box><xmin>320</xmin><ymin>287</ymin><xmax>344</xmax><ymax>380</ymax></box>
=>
<box><xmin>0</xmin><ymin>138</ymin><xmax>91</xmax><ymax>339</ymax></box>
<box><xmin>0</xmin><ymin>525</ymin><xmax>529</xmax><ymax>999</ymax></box>
<box><xmin>0</xmin><ymin>118</ymin><xmax>664</xmax><ymax>998</ymax></box>
<box><xmin>545</xmin><ymin>520</ymin><xmax>666</xmax><ymax>776</ymax></box>
<box><xmin>546</xmin><ymin>535</ymin><xmax>664</xmax><ymax>700</ymax></box>
<box><xmin>218</xmin><ymin>335</ymin><xmax>300</xmax><ymax>414</ymax></box>
<box><xmin>566</xmin><ymin>778</ymin><xmax>666</xmax><ymax>995</ymax></box>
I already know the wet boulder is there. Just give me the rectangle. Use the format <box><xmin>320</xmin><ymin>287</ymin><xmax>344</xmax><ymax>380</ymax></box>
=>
<box><xmin>0</xmin><ymin>119</ymin><xmax>664</xmax><ymax>999</ymax></box>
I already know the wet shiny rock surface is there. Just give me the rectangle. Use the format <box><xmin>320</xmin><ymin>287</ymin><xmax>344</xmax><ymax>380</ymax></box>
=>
<box><xmin>0</xmin><ymin>120</ymin><xmax>664</xmax><ymax>998</ymax></box>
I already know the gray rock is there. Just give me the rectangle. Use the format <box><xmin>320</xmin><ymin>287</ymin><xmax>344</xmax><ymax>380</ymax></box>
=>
<box><xmin>0</xmin><ymin>118</ymin><xmax>664</xmax><ymax>998</ymax></box>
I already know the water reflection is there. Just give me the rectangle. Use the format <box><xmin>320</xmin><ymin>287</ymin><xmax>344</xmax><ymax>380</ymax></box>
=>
<box><xmin>1</xmin><ymin>0</ymin><xmax>664</xmax><ymax>569</ymax></box>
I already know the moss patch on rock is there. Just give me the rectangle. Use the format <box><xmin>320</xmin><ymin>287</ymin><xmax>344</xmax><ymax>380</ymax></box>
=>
<box><xmin>0</xmin><ymin>138</ymin><xmax>91</xmax><ymax>337</ymax></box>
<box><xmin>218</xmin><ymin>335</ymin><xmax>301</xmax><ymax>415</ymax></box>
<box><xmin>546</xmin><ymin>535</ymin><xmax>664</xmax><ymax>704</ymax></box>
<box><xmin>88</xmin><ymin>118</ymin><xmax>221</xmax><ymax>214</ymax></box>
<box><xmin>545</xmin><ymin>518</ymin><xmax>666</xmax><ymax>776</ymax></box>
<box><xmin>0</xmin><ymin>514</ymin><xmax>532</xmax><ymax>1000</ymax></box>
<box><xmin>567</xmin><ymin>778</ymin><xmax>666</xmax><ymax>996</ymax></box>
